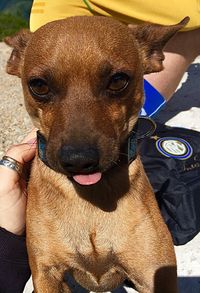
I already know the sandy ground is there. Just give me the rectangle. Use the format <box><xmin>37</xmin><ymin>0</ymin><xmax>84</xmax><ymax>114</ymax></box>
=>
<box><xmin>0</xmin><ymin>42</ymin><xmax>200</xmax><ymax>292</ymax></box>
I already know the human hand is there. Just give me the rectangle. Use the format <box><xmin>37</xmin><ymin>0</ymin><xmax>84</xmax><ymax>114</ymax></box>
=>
<box><xmin>0</xmin><ymin>129</ymin><xmax>37</xmax><ymax>235</ymax></box>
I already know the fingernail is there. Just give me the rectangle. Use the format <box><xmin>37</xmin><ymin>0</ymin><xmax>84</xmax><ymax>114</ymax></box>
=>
<box><xmin>27</xmin><ymin>138</ymin><xmax>37</xmax><ymax>145</ymax></box>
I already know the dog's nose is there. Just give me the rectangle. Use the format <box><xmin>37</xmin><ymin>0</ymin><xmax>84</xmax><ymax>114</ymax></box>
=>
<box><xmin>58</xmin><ymin>145</ymin><xmax>99</xmax><ymax>174</ymax></box>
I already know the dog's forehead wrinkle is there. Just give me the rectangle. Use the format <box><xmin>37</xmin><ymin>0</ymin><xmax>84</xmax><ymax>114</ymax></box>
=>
<box><xmin>97</xmin><ymin>61</ymin><xmax>113</xmax><ymax>77</ymax></box>
<box><xmin>97</xmin><ymin>58</ymin><xmax>136</xmax><ymax>77</ymax></box>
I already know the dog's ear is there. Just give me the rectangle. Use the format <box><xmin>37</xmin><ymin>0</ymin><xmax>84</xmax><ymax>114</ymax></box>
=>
<box><xmin>128</xmin><ymin>17</ymin><xmax>189</xmax><ymax>74</ymax></box>
<box><xmin>4</xmin><ymin>29</ymin><xmax>32</xmax><ymax>78</ymax></box>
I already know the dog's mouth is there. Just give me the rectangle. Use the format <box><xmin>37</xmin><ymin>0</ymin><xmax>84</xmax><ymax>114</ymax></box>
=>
<box><xmin>72</xmin><ymin>172</ymin><xmax>102</xmax><ymax>185</ymax></box>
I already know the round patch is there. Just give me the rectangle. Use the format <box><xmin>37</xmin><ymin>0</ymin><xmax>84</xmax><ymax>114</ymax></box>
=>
<box><xmin>156</xmin><ymin>137</ymin><xmax>193</xmax><ymax>160</ymax></box>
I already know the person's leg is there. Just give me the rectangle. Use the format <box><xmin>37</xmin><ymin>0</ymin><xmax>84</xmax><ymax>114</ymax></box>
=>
<box><xmin>145</xmin><ymin>28</ymin><xmax>200</xmax><ymax>101</ymax></box>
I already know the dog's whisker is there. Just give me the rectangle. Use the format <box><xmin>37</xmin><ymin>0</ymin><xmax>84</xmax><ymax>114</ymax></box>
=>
<box><xmin>119</xmin><ymin>152</ymin><xmax>128</xmax><ymax>157</ymax></box>
<box><xmin>110</xmin><ymin>160</ymin><xmax>120</xmax><ymax>167</ymax></box>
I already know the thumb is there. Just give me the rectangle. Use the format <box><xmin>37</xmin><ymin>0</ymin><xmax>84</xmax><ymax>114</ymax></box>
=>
<box><xmin>6</xmin><ymin>128</ymin><xmax>37</xmax><ymax>164</ymax></box>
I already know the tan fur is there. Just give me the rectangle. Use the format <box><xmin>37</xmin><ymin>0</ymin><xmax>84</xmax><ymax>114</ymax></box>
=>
<box><xmin>5</xmin><ymin>16</ymin><xmax>189</xmax><ymax>292</ymax></box>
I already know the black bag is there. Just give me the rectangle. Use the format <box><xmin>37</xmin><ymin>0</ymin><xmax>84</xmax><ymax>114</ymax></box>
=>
<box><xmin>139</xmin><ymin>123</ymin><xmax>200</xmax><ymax>245</ymax></box>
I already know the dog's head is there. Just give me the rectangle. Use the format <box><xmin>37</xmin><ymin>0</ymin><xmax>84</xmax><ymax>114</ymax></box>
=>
<box><xmin>5</xmin><ymin>16</ymin><xmax>188</xmax><ymax>185</ymax></box>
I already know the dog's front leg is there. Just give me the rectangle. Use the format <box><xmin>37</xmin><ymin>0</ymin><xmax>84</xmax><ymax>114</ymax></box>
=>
<box><xmin>32</xmin><ymin>274</ymin><xmax>71</xmax><ymax>293</ymax></box>
<box><xmin>124</xmin><ymin>259</ymin><xmax>177</xmax><ymax>293</ymax></box>
<box><xmin>121</xmin><ymin>217</ymin><xmax>178</xmax><ymax>293</ymax></box>
<box><xmin>127</xmin><ymin>264</ymin><xmax>177</xmax><ymax>293</ymax></box>
<box><xmin>31</xmin><ymin>263</ymin><xmax>71</xmax><ymax>293</ymax></box>
<box><xmin>123</xmin><ymin>252</ymin><xmax>177</xmax><ymax>293</ymax></box>
<box><xmin>33</xmin><ymin>277</ymin><xmax>70</xmax><ymax>293</ymax></box>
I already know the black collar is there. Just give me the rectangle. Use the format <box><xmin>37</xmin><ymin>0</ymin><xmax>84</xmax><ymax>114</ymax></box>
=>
<box><xmin>37</xmin><ymin>117</ymin><xmax>156</xmax><ymax>168</ymax></box>
<box><xmin>37</xmin><ymin>131</ymin><xmax>50</xmax><ymax>168</ymax></box>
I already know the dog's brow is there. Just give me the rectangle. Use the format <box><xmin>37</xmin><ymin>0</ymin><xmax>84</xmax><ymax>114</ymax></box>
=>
<box><xmin>98</xmin><ymin>62</ymin><xmax>113</xmax><ymax>78</ymax></box>
<box><xmin>27</xmin><ymin>67</ymin><xmax>54</xmax><ymax>80</ymax></box>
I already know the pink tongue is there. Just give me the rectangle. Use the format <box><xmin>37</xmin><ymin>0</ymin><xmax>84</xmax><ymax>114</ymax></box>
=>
<box><xmin>73</xmin><ymin>172</ymin><xmax>102</xmax><ymax>185</ymax></box>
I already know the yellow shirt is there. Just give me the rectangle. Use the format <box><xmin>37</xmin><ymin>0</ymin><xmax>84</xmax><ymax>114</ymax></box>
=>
<box><xmin>30</xmin><ymin>0</ymin><xmax>200</xmax><ymax>31</ymax></box>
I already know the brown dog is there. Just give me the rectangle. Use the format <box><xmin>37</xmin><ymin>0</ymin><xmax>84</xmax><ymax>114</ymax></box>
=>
<box><xmin>5</xmin><ymin>16</ymin><xmax>189</xmax><ymax>293</ymax></box>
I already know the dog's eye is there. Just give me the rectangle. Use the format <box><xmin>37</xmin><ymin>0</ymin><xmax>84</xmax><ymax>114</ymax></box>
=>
<box><xmin>29</xmin><ymin>78</ymin><xmax>49</xmax><ymax>98</ymax></box>
<box><xmin>107</xmin><ymin>73</ymin><xmax>129</xmax><ymax>92</ymax></box>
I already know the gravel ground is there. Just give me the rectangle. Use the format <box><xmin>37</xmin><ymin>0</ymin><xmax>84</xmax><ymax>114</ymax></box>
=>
<box><xmin>0</xmin><ymin>43</ymin><xmax>32</xmax><ymax>157</ymax></box>
<box><xmin>0</xmin><ymin>42</ymin><xmax>200</xmax><ymax>293</ymax></box>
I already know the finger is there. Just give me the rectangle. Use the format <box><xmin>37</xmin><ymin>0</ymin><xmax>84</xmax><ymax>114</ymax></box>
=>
<box><xmin>21</xmin><ymin>128</ymin><xmax>38</xmax><ymax>144</ymax></box>
<box><xmin>0</xmin><ymin>129</ymin><xmax>37</xmax><ymax>184</ymax></box>
<box><xmin>6</xmin><ymin>141</ymin><xmax>37</xmax><ymax>165</ymax></box>
<box><xmin>6</xmin><ymin>128</ymin><xmax>37</xmax><ymax>164</ymax></box>
<box><xmin>0</xmin><ymin>143</ymin><xmax>36</xmax><ymax>185</ymax></box>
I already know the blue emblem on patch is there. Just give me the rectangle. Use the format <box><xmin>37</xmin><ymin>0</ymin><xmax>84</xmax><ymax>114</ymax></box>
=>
<box><xmin>156</xmin><ymin>137</ymin><xmax>193</xmax><ymax>160</ymax></box>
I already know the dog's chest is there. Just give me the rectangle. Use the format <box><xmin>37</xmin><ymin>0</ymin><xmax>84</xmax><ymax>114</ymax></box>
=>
<box><xmin>53</xmin><ymin>201</ymin><xmax>128</xmax><ymax>289</ymax></box>
<box><xmin>60</xmin><ymin>203</ymin><xmax>126</xmax><ymax>256</ymax></box>
<box><xmin>62</xmin><ymin>204</ymin><xmax>128</xmax><ymax>289</ymax></box>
